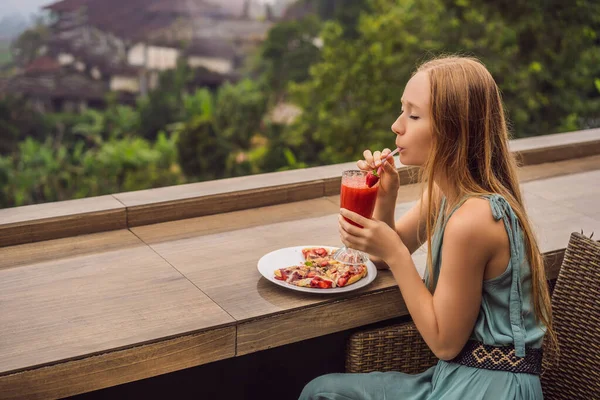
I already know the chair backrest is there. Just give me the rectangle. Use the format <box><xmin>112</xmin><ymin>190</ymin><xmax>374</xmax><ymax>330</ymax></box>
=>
<box><xmin>541</xmin><ymin>232</ymin><xmax>600</xmax><ymax>399</ymax></box>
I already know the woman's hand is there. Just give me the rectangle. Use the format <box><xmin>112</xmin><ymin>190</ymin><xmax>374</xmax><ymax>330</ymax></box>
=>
<box><xmin>339</xmin><ymin>208</ymin><xmax>407</xmax><ymax>262</ymax></box>
<box><xmin>357</xmin><ymin>148</ymin><xmax>400</xmax><ymax>199</ymax></box>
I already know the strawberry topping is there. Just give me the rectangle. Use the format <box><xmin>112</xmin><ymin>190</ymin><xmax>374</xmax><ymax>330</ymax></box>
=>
<box><xmin>366</xmin><ymin>170</ymin><xmax>379</xmax><ymax>188</ymax></box>
<box><xmin>310</xmin><ymin>276</ymin><xmax>333</xmax><ymax>288</ymax></box>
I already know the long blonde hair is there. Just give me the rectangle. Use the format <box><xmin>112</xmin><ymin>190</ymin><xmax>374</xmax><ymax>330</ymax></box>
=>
<box><xmin>417</xmin><ymin>56</ymin><xmax>557</xmax><ymax>354</ymax></box>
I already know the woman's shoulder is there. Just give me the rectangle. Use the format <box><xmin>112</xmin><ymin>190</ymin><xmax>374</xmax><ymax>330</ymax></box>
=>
<box><xmin>444</xmin><ymin>196</ymin><xmax>508</xmax><ymax>257</ymax></box>
<box><xmin>447</xmin><ymin>197</ymin><xmax>497</xmax><ymax>233</ymax></box>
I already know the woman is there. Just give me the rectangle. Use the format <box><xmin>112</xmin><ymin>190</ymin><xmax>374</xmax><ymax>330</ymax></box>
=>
<box><xmin>299</xmin><ymin>56</ymin><xmax>556</xmax><ymax>399</ymax></box>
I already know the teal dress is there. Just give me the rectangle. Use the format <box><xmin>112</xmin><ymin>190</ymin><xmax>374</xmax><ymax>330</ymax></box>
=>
<box><xmin>299</xmin><ymin>195</ymin><xmax>546</xmax><ymax>400</ymax></box>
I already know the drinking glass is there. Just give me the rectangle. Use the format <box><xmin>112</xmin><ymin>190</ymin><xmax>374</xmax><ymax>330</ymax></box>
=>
<box><xmin>333</xmin><ymin>170</ymin><xmax>379</xmax><ymax>265</ymax></box>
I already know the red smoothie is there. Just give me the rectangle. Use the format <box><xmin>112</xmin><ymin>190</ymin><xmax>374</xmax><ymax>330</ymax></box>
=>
<box><xmin>340</xmin><ymin>175</ymin><xmax>378</xmax><ymax>228</ymax></box>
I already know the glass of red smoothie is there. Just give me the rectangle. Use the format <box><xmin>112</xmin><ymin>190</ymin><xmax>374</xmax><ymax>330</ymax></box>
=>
<box><xmin>333</xmin><ymin>170</ymin><xmax>379</xmax><ymax>265</ymax></box>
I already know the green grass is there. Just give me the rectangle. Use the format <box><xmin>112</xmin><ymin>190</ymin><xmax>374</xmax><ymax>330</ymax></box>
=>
<box><xmin>0</xmin><ymin>40</ymin><xmax>12</xmax><ymax>65</ymax></box>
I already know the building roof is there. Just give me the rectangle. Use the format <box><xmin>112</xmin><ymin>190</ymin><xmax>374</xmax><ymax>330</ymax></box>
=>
<box><xmin>47</xmin><ymin>38</ymin><xmax>140</xmax><ymax>76</ymax></box>
<box><xmin>43</xmin><ymin>0</ymin><xmax>88</xmax><ymax>13</ymax></box>
<box><xmin>42</xmin><ymin>0</ymin><xmax>295</xmax><ymax>42</ymax></box>
<box><xmin>2</xmin><ymin>71</ymin><xmax>108</xmax><ymax>100</ymax></box>
<box><xmin>24</xmin><ymin>56</ymin><xmax>62</xmax><ymax>75</ymax></box>
<box><xmin>146</xmin><ymin>0</ymin><xmax>230</xmax><ymax>17</ymax></box>
<box><xmin>180</xmin><ymin>38</ymin><xmax>238</xmax><ymax>59</ymax></box>
<box><xmin>44</xmin><ymin>0</ymin><xmax>241</xmax><ymax>41</ymax></box>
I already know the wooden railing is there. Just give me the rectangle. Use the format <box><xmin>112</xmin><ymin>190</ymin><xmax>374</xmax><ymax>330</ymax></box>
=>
<box><xmin>1</xmin><ymin>128</ymin><xmax>599</xmax><ymax>248</ymax></box>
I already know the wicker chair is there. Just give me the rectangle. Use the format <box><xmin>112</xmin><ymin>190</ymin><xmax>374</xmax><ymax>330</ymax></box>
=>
<box><xmin>346</xmin><ymin>232</ymin><xmax>600</xmax><ymax>399</ymax></box>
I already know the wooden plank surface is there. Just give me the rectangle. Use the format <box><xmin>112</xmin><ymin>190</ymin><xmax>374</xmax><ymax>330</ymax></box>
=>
<box><xmin>0</xmin><ymin>327</ymin><xmax>236</xmax><ymax>400</ymax></box>
<box><xmin>517</xmin><ymin>154</ymin><xmax>600</xmax><ymax>182</ymax></box>
<box><xmin>139</xmin><ymin>213</ymin><xmax>366</xmax><ymax>320</ymax></box>
<box><xmin>237</xmin><ymin>247</ymin><xmax>569</xmax><ymax>356</ymax></box>
<box><xmin>131</xmin><ymin>197</ymin><xmax>340</xmax><ymax>244</ymax></box>
<box><xmin>133</xmin><ymin>169</ymin><xmax>600</xmax><ymax>354</ymax></box>
<box><xmin>0</xmin><ymin>230</ymin><xmax>235</xmax><ymax>377</ymax></box>
<box><xmin>523</xmin><ymin>169</ymin><xmax>600</xmax><ymax>218</ymax></box>
<box><xmin>125</xmin><ymin>180</ymin><xmax>327</xmax><ymax>227</ymax></box>
<box><xmin>510</xmin><ymin>128</ymin><xmax>600</xmax><ymax>152</ymax></box>
<box><xmin>523</xmin><ymin>170</ymin><xmax>600</xmax><ymax>250</ymax></box>
<box><xmin>114</xmin><ymin>164</ymin><xmax>352</xmax><ymax>207</ymax></box>
<box><xmin>0</xmin><ymin>230</ymin><xmax>139</xmax><ymax>270</ymax></box>
<box><xmin>0</xmin><ymin>196</ymin><xmax>126</xmax><ymax>248</ymax></box>
<box><xmin>237</xmin><ymin>289</ymin><xmax>406</xmax><ymax>356</ymax></box>
<box><xmin>0</xmin><ymin>168</ymin><xmax>595</xmax><ymax>399</ymax></box>
<box><xmin>134</xmin><ymin>201</ymin><xmax>418</xmax><ymax>323</ymax></box>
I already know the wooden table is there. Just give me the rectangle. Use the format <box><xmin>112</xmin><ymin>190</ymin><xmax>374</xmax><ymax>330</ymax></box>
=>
<box><xmin>1</xmin><ymin>164</ymin><xmax>599</xmax><ymax>399</ymax></box>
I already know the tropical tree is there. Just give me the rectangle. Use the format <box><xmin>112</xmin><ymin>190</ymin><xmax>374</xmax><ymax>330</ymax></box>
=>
<box><xmin>288</xmin><ymin>0</ymin><xmax>600</xmax><ymax>166</ymax></box>
<box><xmin>257</xmin><ymin>15</ymin><xmax>323</xmax><ymax>102</ymax></box>
<box><xmin>10</xmin><ymin>21</ymin><xmax>49</xmax><ymax>67</ymax></box>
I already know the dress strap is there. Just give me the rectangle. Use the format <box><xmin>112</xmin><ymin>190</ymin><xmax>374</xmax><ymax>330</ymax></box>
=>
<box><xmin>487</xmin><ymin>194</ymin><xmax>527</xmax><ymax>357</ymax></box>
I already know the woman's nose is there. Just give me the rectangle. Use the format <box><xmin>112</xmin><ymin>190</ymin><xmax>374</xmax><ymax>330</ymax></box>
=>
<box><xmin>391</xmin><ymin>116</ymin><xmax>404</xmax><ymax>135</ymax></box>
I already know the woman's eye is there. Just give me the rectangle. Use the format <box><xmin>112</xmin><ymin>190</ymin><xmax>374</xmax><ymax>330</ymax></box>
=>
<box><xmin>409</xmin><ymin>115</ymin><xmax>420</xmax><ymax>120</ymax></box>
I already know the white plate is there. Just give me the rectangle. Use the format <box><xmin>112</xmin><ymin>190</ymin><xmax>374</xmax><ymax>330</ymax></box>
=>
<box><xmin>257</xmin><ymin>245</ymin><xmax>378</xmax><ymax>294</ymax></box>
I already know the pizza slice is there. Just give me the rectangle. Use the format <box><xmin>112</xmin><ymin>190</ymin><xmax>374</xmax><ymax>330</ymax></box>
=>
<box><xmin>326</xmin><ymin>264</ymin><xmax>368</xmax><ymax>287</ymax></box>
<box><xmin>301</xmin><ymin>247</ymin><xmax>331</xmax><ymax>260</ymax></box>
<box><xmin>274</xmin><ymin>247</ymin><xmax>368</xmax><ymax>289</ymax></box>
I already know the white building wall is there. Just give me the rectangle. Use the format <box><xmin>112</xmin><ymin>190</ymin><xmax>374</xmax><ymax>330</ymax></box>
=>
<box><xmin>128</xmin><ymin>44</ymin><xmax>180</xmax><ymax>70</ymax></box>
<box><xmin>110</xmin><ymin>76</ymin><xmax>140</xmax><ymax>93</ymax></box>
<box><xmin>58</xmin><ymin>53</ymin><xmax>75</xmax><ymax>65</ymax></box>
<box><xmin>187</xmin><ymin>57</ymin><xmax>233</xmax><ymax>74</ymax></box>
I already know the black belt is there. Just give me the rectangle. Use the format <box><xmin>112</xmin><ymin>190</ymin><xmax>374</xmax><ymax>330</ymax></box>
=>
<box><xmin>448</xmin><ymin>340</ymin><xmax>543</xmax><ymax>375</ymax></box>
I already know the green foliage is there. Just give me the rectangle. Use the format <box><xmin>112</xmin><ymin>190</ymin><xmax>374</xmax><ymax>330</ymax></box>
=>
<box><xmin>289</xmin><ymin>0</ymin><xmax>600</xmax><ymax>166</ymax></box>
<box><xmin>80</xmin><ymin>132</ymin><xmax>184</xmax><ymax>196</ymax></box>
<box><xmin>0</xmin><ymin>95</ymin><xmax>48</xmax><ymax>155</ymax></box>
<box><xmin>459</xmin><ymin>0</ymin><xmax>600</xmax><ymax>134</ymax></box>
<box><xmin>258</xmin><ymin>15</ymin><xmax>323</xmax><ymax>101</ymax></box>
<box><xmin>175</xmin><ymin>80</ymin><xmax>267</xmax><ymax>179</ymax></box>
<box><xmin>174</xmin><ymin>87</ymin><xmax>229</xmax><ymax>179</ymax></box>
<box><xmin>318</xmin><ymin>0</ymin><xmax>371</xmax><ymax>38</ymax></box>
<box><xmin>2</xmin><ymin>137</ymin><xmax>78</xmax><ymax>206</ymax></box>
<box><xmin>250</xmin><ymin>121</ymin><xmax>309</xmax><ymax>172</ymax></box>
<box><xmin>214</xmin><ymin>79</ymin><xmax>267</xmax><ymax>149</ymax></box>
<box><xmin>1</xmin><ymin>0</ymin><xmax>599</xmax><ymax>208</ymax></box>
<box><xmin>0</xmin><ymin>40</ymin><xmax>11</xmax><ymax>65</ymax></box>
<box><xmin>103</xmin><ymin>103</ymin><xmax>142</xmax><ymax>140</ymax></box>
<box><xmin>0</xmin><ymin>133</ymin><xmax>185</xmax><ymax>208</ymax></box>
<box><xmin>0</xmin><ymin>90</ymin><xmax>184</xmax><ymax>208</ymax></box>
<box><xmin>137</xmin><ymin>59</ymin><xmax>192</xmax><ymax>140</ymax></box>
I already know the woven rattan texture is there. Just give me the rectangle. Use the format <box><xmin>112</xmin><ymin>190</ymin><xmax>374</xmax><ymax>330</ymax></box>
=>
<box><xmin>346</xmin><ymin>321</ymin><xmax>438</xmax><ymax>374</ymax></box>
<box><xmin>541</xmin><ymin>232</ymin><xmax>600</xmax><ymax>399</ymax></box>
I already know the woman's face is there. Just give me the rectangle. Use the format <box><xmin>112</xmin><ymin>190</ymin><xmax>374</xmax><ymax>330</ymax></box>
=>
<box><xmin>391</xmin><ymin>71</ymin><xmax>433</xmax><ymax>166</ymax></box>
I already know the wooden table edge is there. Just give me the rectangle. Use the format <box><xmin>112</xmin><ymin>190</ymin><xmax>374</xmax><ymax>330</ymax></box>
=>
<box><xmin>0</xmin><ymin>326</ymin><xmax>236</xmax><ymax>400</ymax></box>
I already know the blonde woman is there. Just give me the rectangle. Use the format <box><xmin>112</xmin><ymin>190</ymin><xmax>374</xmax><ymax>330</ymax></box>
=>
<box><xmin>300</xmin><ymin>57</ymin><xmax>556</xmax><ymax>400</ymax></box>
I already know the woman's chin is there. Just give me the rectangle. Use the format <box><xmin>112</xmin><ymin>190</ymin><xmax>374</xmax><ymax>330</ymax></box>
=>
<box><xmin>398</xmin><ymin>153</ymin><xmax>421</xmax><ymax>167</ymax></box>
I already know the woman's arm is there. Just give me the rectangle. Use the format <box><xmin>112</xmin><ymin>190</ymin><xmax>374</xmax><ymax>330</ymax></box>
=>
<box><xmin>371</xmin><ymin>185</ymin><xmax>441</xmax><ymax>268</ymax></box>
<box><xmin>340</xmin><ymin>197</ymin><xmax>499</xmax><ymax>359</ymax></box>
